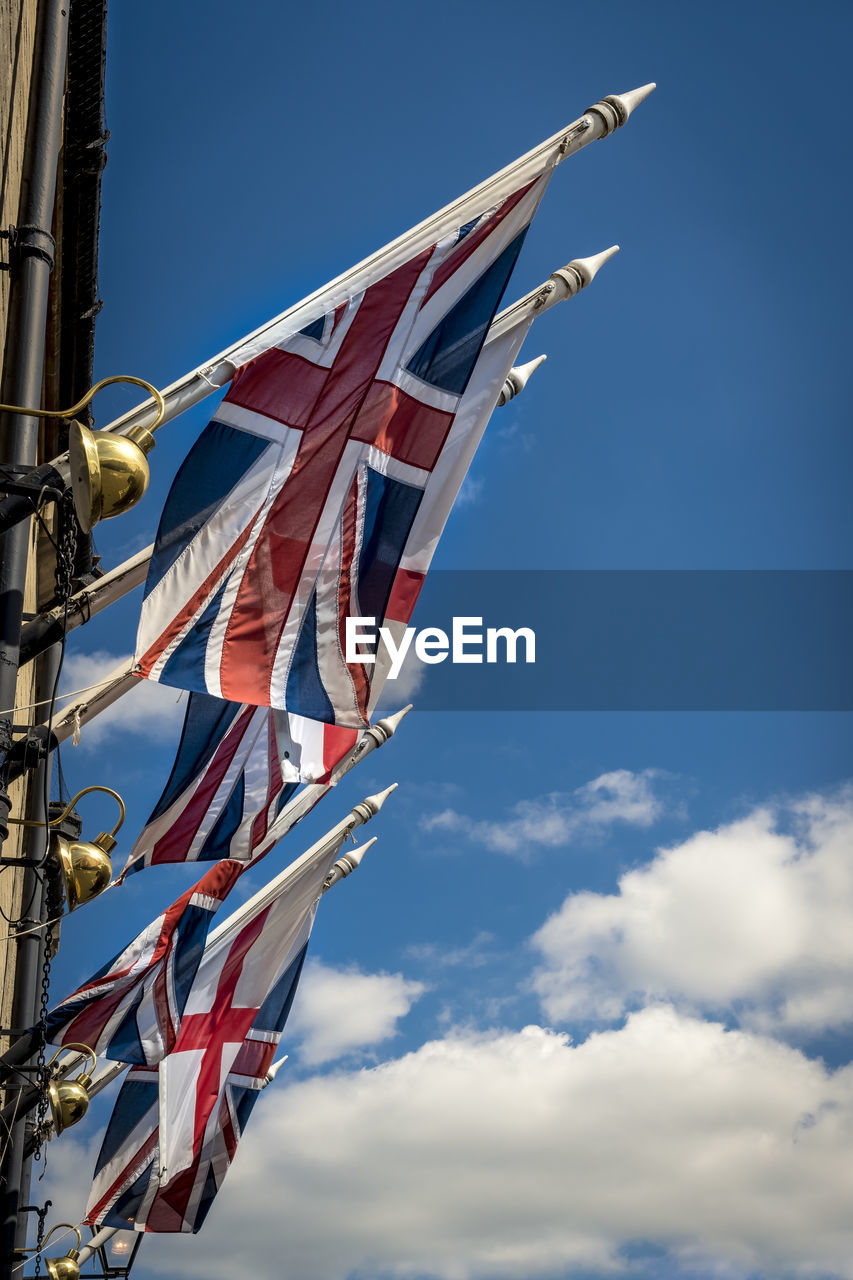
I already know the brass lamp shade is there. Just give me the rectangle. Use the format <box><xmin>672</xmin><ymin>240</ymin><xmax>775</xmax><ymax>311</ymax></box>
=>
<box><xmin>68</xmin><ymin>420</ymin><xmax>154</xmax><ymax>534</ymax></box>
<box><xmin>52</xmin><ymin>829</ymin><xmax>115</xmax><ymax>912</ymax></box>
<box><xmin>38</xmin><ymin>1224</ymin><xmax>82</xmax><ymax>1280</ymax></box>
<box><xmin>47</xmin><ymin>1072</ymin><xmax>92</xmax><ymax>1135</ymax></box>
<box><xmin>46</xmin><ymin>1253</ymin><xmax>81</xmax><ymax>1280</ymax></box>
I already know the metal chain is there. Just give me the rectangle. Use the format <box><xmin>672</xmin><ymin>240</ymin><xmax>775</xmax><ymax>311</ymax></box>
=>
<box><xmin>32</xmin><ymin>1197</ymin><xmax>50</xmax><ymax>1279</ymax></box>
<box><xmin>30</xmin><ymin>493</ymin><xmax>76</xmax><ymax>1172</ymax></box>
<box><xmin>54</xmin><ymin>489</ymin><xmax>78</xmax><ymax>602</ymax></box>
<box><xmin>31</xmin><ymin>920</ymin><xmax>56</xmax><ymax>1170</ymax></box>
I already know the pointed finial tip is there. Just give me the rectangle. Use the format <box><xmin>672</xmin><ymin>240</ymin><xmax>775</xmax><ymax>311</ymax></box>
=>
<box><xmin>360</xmin><ymin>835</ymin><xmax>379</xmax><ymax>850</ymax></box>
<box><xmin>374</xmin><ymin>703</ymin><xmax>413</xmax><ymax>737</ymax></box>
<box><xmin>362</xmin><ymin>781</ymin><xmax>398</xmax><ymax>814</ymax></box>
<box><xmin>567</xmin><ymin>245</ymin><xmax>621</xmax><ymax>287</ymax></box>
<box><xmin>515</xmin><ymin>354</ymin><xmax>547</xmax><ymax>377</ymax></box>
<box><xmin>614</xmin><ymin>82</ymin><xmax>656</xmax><ymax>119</ymax></box>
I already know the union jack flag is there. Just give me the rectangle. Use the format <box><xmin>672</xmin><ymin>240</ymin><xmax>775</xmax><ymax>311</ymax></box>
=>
<box><xmin>86</xmin><ymin>826</ymin><xmax>340</xmax><ymax>1232</ymax></box>
<box><xmin>45</xmin><ymin>859</ymin><xmax>243</xmax><ymax>1065</ymax></box>
<box><xmin>135</xmin><ymin>172</ymin><xmax>551</xmax><ymax>723</ymax></box>
<box><xmin>118</xmin><ymin>691</ymin><xmax>359</xmax><ymax>878</ymax></box>
<box><xmin>85</xmin><ymin>950</ymin><xmax>305</xmax><ymax>1234</ymax></box>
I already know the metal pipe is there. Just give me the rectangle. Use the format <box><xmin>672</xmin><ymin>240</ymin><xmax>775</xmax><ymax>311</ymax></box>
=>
<box><xmin>0</xmin><ymin>0</ymin><xmax>69</xmax><ymax>834</ymax></box>
<box><xmin>0</xmin><ymin>3</ymin><xmax>71</xmax><ymax>1269</ymax></box>
<box><xmin>2</xmin><ymin>645</ymin><xmax>62</xmax><ymax>1254</ymax></box>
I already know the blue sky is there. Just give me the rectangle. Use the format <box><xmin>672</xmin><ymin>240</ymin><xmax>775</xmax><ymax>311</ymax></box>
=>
<box><xmin>36</xmin><ymin>2</ymin><xmax>853</xmax><ymax>1278</ymax></box>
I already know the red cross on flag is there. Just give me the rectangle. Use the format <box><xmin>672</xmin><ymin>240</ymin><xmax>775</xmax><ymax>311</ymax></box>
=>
<box><xmin>135</xmin><ymin>163</ymin><xmax>554</xmax><ymax>725</ymax></box>
<box><xmin>152</xmin><ymin>818</ymin><xmax>346</xmax><ymax>1200</ymax></box>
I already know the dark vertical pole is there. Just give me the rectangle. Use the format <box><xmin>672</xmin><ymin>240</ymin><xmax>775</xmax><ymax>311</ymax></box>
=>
<box><xmin>0</xmin><ymin>3</ymin><xmax>70</xmax><ymax>1276</ymax></box>
<box><xmin>9</xmin><ymin>646</ymin><xmax>61</xmax><ymax>1256</ymax></box>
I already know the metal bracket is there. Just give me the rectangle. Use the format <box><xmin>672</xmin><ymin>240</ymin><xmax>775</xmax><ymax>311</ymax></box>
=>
<box><xmin>0</xmin><ymin>224</ymin><xmax>56</xmax><ymax>276</ymax></box>
<box><xmin>3</xmin><ymin>725</ymin><xmax>56</xmax><ymax>785</ymax></box>
<box><xmin>21</xmin><ymin>1201</ymin><xmax>52</xmax><ymax>1217</ymax></box>
<box><xmin>0</xmin><ymin>463</ymin><xmax>64</xmax><ymax>506</ymax></box>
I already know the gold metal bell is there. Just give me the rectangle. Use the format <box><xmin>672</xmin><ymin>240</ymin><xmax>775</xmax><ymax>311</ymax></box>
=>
<box><xmin>51</xmin><ymin>830</ymin><xmax>115</xmax><ymax>912</ymax></box>
<box><xmin>46</xmin><ymin>1252</ymin><xmax>80</xmax><ymax>1280</ymax></box>
<box><xmin>37</xmin><ymin>1224</ymin><xmax>82</xmax><ymax>1280</ymax></box>
<box><xmin>47</xmin><ymin>786</ymin><xmax>126</xmax><ymax>912</ymax></box>
<box><xmin>68</xmin><ymin>419</ymin><xmax>155</xmax><ymax>534</ymax></box>
<box><xmin>46</xmin><ymin>1045</ymin><xmax>96</xmax><ymax>1136</ymax></box>
<box><xmin>48</xmin><ymin>1072</ymin><xmax>91</xmax><ymax>1135</ymax></box>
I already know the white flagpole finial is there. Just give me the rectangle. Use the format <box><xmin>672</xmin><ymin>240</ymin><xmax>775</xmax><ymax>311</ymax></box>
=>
<box><xmin>349</xmin><ymin>782</ymin><xmax>398</xmax><ymax>827</ymax></box>
<box><xmin>585</xmin><ymin>83</ymin><xmax>656</xmax><ymax>137</ymax></box>
<box><xmin>497</xmin><ymin>355</ymin><xmax>547</xmax><ymax>407</ymax></box>
<box><xmin>341</xmin><ymin>835</ymin><xmax>377</xmax><ymax>874</ymax></box>
<box><xmin>362</xmin><ymin>783</ymin><xmax>398</xmax><ymax>815</ymax></box>
<box><xmin>323</xmin><ymin>835</ymin><xmax>378</xmax><ymax>891</ymax></box>
<box><xmin>611</xmin><ymin>82</ymin><xmax>656</xmax><ymax>121</ymax></box>
<box><xmin>372</xmin><ymin>703</ymin><xmax>414</xmax><ymax>740</ymax></box>
<box><xmin>567</xmin><ymin>244</ymin><xmax>620</xmax><ymax>288</ymax></box>
<box><xmin>263</xmin><ymin>1055</ymin><xmax>289</xmax><ymax>1086</ymax></box>
<box><xmin>541</xmin><ymin>245</ymin><xmax>620</xmax><ymax>311</ymax></box>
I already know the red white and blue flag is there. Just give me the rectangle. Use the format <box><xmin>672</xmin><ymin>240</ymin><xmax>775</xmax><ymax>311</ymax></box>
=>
<box><xmin>85</xmin><ymin>825</ymin><xmax>342</xmax><ymax>1232</ymax></box>
<box><xmin>45</xmin><ymin>859</ymin><xmax>243</xmax><ymax>1065</ymax></box>
<box><xmin>118</xmin><ymin>690</ymin><xmax>358</xmax><ymax>878</ymax></box>
<box><xmin>134</xmin><ymin>171</ymin><xmax>552</xmax><ymax>724</ymax></box>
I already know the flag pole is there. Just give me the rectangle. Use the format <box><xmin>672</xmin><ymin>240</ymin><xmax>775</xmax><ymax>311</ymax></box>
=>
<box><xmin>19</xmin><ymin>544</ymin><xmax>152</xmax><ymax>667</ymax></box>
<box><xmin>1</xmin><ymin>85</ymin><xmax>655</xmax><ymax>528</ymax></box>
<box><xmin>207</xmin><ymin>783</ymin><xmax>396</xmax><ymax>947</ymax></box>
<box><xmin>57</xmin><ymin>834</ymin><xmax>381</xmax><ymax>1254</ymax></box>
<box><xmin>76</xmin><ymin>1225</ymin><xmax>119</xmax><ymax>1268</ymax></box>
<box><xmin>487</xmin><ymin>245</ymin><xmax>620</xmax><ymax>341</ymax></box>
<box><xmin>97</xmin><ymin>85</ymin><xmax>653</xmax><ymax>441</ymax></box>
<box><xmin>4</xmin><ymin>786</ymin><xmax>392</xmax><ymax>1138</ymax></box>
<box><xmin>17</xmin><ymin>240</ymin><xmax>622</xmax><ymax>677</ymax></box>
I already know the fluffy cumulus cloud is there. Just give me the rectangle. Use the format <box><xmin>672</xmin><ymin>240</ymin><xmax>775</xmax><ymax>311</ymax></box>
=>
<box><xmin>424</xmin><ymin>769</ymin><xmax>667</xmax><ymax>857</ymax></box>
<box><xmin>532</xmin><ymin>788</ymin><xmax>853</xmax><ymax>1034</ymax></box>
<box><xmin>39</xmin><ymin>783</ymin><xmax>853</xmax><ymax>1280</ymax></box>
<box><xmin>286</xmin><ymin>960</ymin><xmax>425</xmax><ymax>1065</ymax></box>
<box><xmin>59</xmin><ymin>648</ymin><xmax>185</xmax><ymax>748</ymax></box>
<box><xmin>145</xmin><ymin>1009</ymin><xmax>853</xmax><ymax>1280</ymax></box>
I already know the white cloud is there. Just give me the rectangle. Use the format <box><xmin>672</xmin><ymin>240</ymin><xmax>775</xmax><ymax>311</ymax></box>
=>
<box><xmin>286</xmin><ymin>960</ymin><xmax>425</xmax><ymax>1065</ymax></box>
<box><xmin>407</xmin><ymin>930</ymin><xmax>496</xmax><ymax>969</ymax></box>
<box><xmin>144</xmin><ymin>1009</ymin><xmax>853</xmax><ymax>1280</ymax></box>
<box><xmin>532</xmin><ymin>788</ymin><xmax>853</xmax><ymax>1034</ymax></box>
<box><xmin>455</xmin><ymin>474</ymin><xmax>484</xmax><ymax>506</ymax></box>
<box><xmin>59</xmin><ymin>648</ymin><xmax>185</xmax><ymax>749</ymax></box>
<box><xmin>373</xmin><ymin>642</ymin><xmax>428</xmax><ymax>714</ymax></box>
<box><xmin>424</xmin><ymin>769</ymin><xmax>667</xmax><ymax>858</ymax></box>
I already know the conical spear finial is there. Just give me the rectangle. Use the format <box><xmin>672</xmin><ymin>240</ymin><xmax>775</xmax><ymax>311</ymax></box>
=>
<box><xmin>586</xmin><ymin>82</ymin><xmax>656</xmax><ymax>136</ymax></box>
<box><xmin>350</xmin><ymin>782</ymin><xmax>398</xmax><ymax>826</ymax></box>
<box><xmin>608</xmin><ymin>82</ymin><xmax>656</xmax><ymax>122</ymax></box>
<box><xmin>545</xmin><ymin>245</ymin><xmax>620</xmax><ymax>308</ymax></box>
<box><xmin>370</xmin><ymin>704</ymin><xmax>413</xmax><ymax>744</ymax></box>
<box><xmin>263</xmin><ymin>1055</ymin><xmax>289</xmax><ymax>1086</ymax></box>
<box><xmin>323</xmin><ymin>834</ymin><xmax>379</xmax><ymax>892</ymax></box>
<box><xmin>497</xmin><ymin>355</ymin><xmax>547</xmax><ymax>407</ymax></box>
<box><xmin>567</xmin><ymin>245</ymin><xmax>620</xmax><ymax>288</ymax></box>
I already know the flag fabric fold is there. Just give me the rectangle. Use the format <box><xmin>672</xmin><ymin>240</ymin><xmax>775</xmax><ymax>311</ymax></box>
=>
<box><xmin>135</xmin><ymin>168</ymin><xmax>553</xmax><ymax>723</ymax></box>
<box><xmin>118</xmin><ymin>690</ymin><xmax>358</xmax><ymax>878</ymax></box>
<box><xmin>86</xmin><ymin>824</ymin><xmax>342</xmax><ymax>1232</ymax></box>
<box><xmin>45</xmin><ymin>859</ymin><xmax>243</xmax><ymax>1065</ymax></box>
